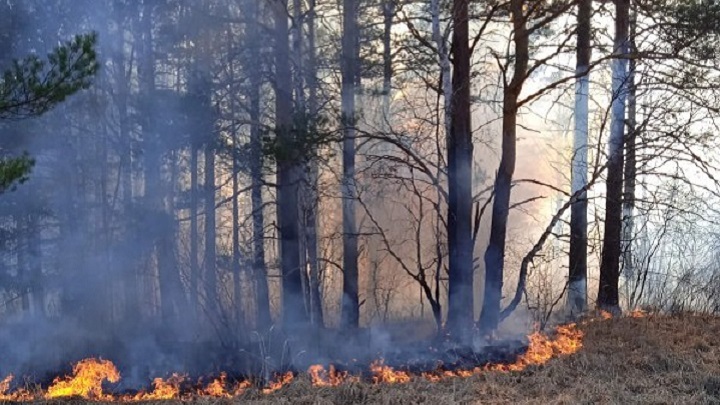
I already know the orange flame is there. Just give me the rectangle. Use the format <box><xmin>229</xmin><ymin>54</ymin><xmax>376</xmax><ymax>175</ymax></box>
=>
<box><xmin>130</xmin><ymin>373</ymin><xmax>185</xmax><ymax>400</ymax></box>
<box><xmin>202</xmin><ymin>373</ymin><xmax>230</xmax><ymax>397</ymax></box>
<box><xmin>369</xmin><ymin>360</ymin><xmax>411</xmax><ymax>384</ymax></box>
<box><xmin>308</xmin><ymin>364</ymin><xmax>358</xmax><ymax>387</ymax></box>
<box><xmin>487</xmin><ymin>323</ymin><xmax>583</xmax><ymax>372</ymax></box>
<box><xmin>630</xmin><ymin>309</ymin><xmax>648</xmax><ymax>318</ymax></box>
<box><xmin>233</xmin><ymin>379</ymin><xmax>253</xmax><ymax>395</ymax></box>
<box><xmin>261</xmin><ymin>371</ymin><xmax>294</xmax><ymax>394</ymax></box>
<box><xmin>0</xmin><ymin>375</ymin><xmax>13</xmax><ymax>400</ymax></box>
<box><xmin>45</xmin><ymin>358</ymin><xmax>120</xmax><ymax>399</ymax></box>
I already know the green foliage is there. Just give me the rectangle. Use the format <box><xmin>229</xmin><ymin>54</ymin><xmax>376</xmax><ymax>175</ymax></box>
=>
<box><xmin>0</xmin><ymin>32</ymin><xmax>98</xmax><ymax>194</ymax></box>
<box><xmin>661</xmin><ymin>0</ymin><xmax>720</xmax><ymax>60</ymax></box>
<box><xmin>262</xmin><ymin>110</ymin><xmax>335</xmax><ymax>167</ymax></box>
<box><xmin>0</xmin><ymin>152</ymin><xmax>34</xmax><ymax>193</ymax></box>
<box><xmin>0</xmin><ymin>32</ymin><xmax>99</xmax><ymax>119</ymax></box>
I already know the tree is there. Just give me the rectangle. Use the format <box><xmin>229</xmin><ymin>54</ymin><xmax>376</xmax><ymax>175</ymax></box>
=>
<box><xmin>598</xmin><ymin>0</ymin><xmax>630</xmax><ymax>313</ymax></box>
<box><xmin>480</xmin><ymin>0</ymin><xmax>529</xmax><ymax>333</ymax></box>
<box><xmin>568</xmin><ymin>0</ymin><xmax>592</xmax><ymax>316</ymax></box>
<box><xmin>340</xmin><ymin>0</ymin><xmax>360</xmax><ymax>329</ymax></box>
<box><xmin>273</xmin><ymin>0</ymin><xmax>308</xmax><ymax>331</ymax></box>
<box><xmin>446</xmin><ymin>0</ymin><xmax>474</xmax><ymax>341</ymax></box>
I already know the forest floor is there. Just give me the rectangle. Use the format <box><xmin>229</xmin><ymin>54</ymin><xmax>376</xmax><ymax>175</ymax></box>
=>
<box><xmin>43</xmin><ymin>314</ymin><xmax>720</xmax><ymax>404</ymax></box>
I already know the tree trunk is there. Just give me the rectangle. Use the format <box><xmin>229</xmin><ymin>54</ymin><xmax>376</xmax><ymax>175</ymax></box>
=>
<box><xmin>431</xmin><ymin>0</ymin><xmax>451</xmax><ymax>142</ymax></box>
<box><xmin>274</xmin><ymin>0</ymin><xmax>308</xmax><ymax>331</ymax></box>
<box><xmin>622</xmin><ymin>2</ymin><xmax>637</xmax><ymax>284</ymax></box>
<box><xmin>340</xmin><ymin>0</ymin><xmax>360</xmax><ymax>330</ymax></box>
<box><xmin>138</xmin><ymin>2</ymin><xmax>179</xmax><ymax>325</ymax></box>
<box><xmin>292</xmin><ymin>0</ymin><xmax>312</xmax><ymax>317</ymax></box>
<box><xmin>189</xmin><ymin>143</ymin><xmax>199</xmax><ymax>320</ymax></box>
<box><xmin>568</xmin><ymin>0</ymin><xmax>591</xmax><ymax>316</ymax></box>
<box><xmin>381</xmin><ymin>0</ymin><xmax>395</xmax><ymax>126</ymax></box>
<box><xmin>204</xmin><ymin>141</ymin><xmax>218</xmax><ymax>317</ymax></box>
<box><xmin>598</xmin><ymin>0</ymin><xmax>630</xmax><ymax>313</ymax></box>
<box><xmin>480</xmin><ymin>0</ymin><xmax>527</xmax><ymax>332</ymax></box>
<box><xmin>248</xmin><ymin>0</ymin><xmax>272</xmax><ymax>330</ymax></box>
<box><xmin>446</xmin><ymin>0</ymin><xmax>474</xmax><ymax>341</ymax></box>
<box><xmin>305</xmin><ymin>0</ymin><xmax>324</xmax><ymax>326</ymax></box>
<box><xmin>229</xmin><ymin>29</ymin><xmax>244</xmax><ymax>328</ymax></box>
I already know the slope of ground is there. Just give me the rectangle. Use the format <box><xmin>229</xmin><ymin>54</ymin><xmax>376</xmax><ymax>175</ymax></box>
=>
<box><xmin>36</xmin><ymin>315</ymin><xmax>720</xmax><ymax>404</ymax></box>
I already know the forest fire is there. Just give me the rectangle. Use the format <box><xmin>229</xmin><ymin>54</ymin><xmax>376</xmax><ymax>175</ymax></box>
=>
<box><xmin>0</xmin><ymin>323</ymin><xmax>584</xmax><ymax>401</ymax></box>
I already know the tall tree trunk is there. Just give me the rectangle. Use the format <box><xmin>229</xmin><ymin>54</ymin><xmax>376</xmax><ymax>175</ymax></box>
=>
<box><xmin>29</xmin><ymin>214</ymin><xmax>44</xmax><ymax>317</ymax></box>
<box><xmin>446</xmin><ymin>0</ymin><xmax>474</xmax><ymax>341</ymax></box>
<box><xmin>431</xmin><ymin>0</ymin><xmax>451</xmax><ymax>142</ymax></box>
<box><xmin>305</xmin><ymin>0</ymin><xmax>324</xmax><ymax>326</ymax></box>
<box><xmin>137</xmin><ymin>2</ymin><xmax>177</xmax><ymax>324</ymax></box>
<box><xmin>292</xmin><ymin>0</ymin><xmax>311</xmax><ymax>316</ymax></box>
<box><xmin>274</xmin><ymin>0</ymin><xmax>308</xmax><ymax>331</ymax></box>
<box><xmin>157</xmin><ymin>151</ymin><xmax>185</xmax><ymax>327</ymax></box>
<box><xmin>229</xmin><ymin>29</ymin><xmax>244</xmax><ymax>328</ymax></box>
<box><xmin>189</xmin><ymin>143</ymin><xmax>199</xmax><ymax>320</ymax></box>
<box><xmin>18</xmin><ymin>218</ymin><xmax>30</xmax><ymax>312</ymax></box>
<box><xmin>247</xmin><ymin>0</ymin><xmax>272</xmax><ymax>329</ymax></box>
<box><xmin>109</xmin><ymin>6</ymin><xmax>140</xmax><ymax>322</ymax></box>
<box><xmin>340</xmin><ymin>0</ymin><xmax>360</xmax><ymax>330</ymax></box>
<box><xmin>480</xmin><ymin>0</ymin><xmax>528</xmax><ymax>332</ymax></box>
<box><xmin>568</xmin><ymin>0</ymin><xmax>592</xmax><ymax>316</ymax></box>
<box><xmin>381</xmin><ymin>0</ymin><xmax>395</xmax><ymax>126</ymax></box>
<box><xmin>622</xmin><ymin>2</ymin><xmax>637</xmax><ymax>284</ymax></box>
<box><xmin>204</xmin><ymin>140</ymin><xmax>218</xmax><ymax>317</ymax></box>
<box><xmin>598</xmin><ymin>0</ymin><xmax>630</xmax><ymax>313</ymax></box>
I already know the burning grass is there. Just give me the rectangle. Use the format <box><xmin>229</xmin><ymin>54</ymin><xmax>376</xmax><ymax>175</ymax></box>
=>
<box><xmin>5</xmin><ymin>313</ymin><xmax>720</xmax><ymax>403</ymax></box>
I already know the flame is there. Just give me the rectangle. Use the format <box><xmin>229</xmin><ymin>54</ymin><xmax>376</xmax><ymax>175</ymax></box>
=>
<box><xmin>422</xmin><ymin>368</ymin><xmax>479</xmax><ymax>381</ymax></box>
<box><xmin>202</xmin><ymin>372</ymin><xmax>230</xmax><ymax>397</ymax></box>
<box><xmin>130</xmin><ymin>373</ymin><xmax>185</xmax><ymax>400</ymax></box>
<box><xmin>233</xmin><ymin>379</ymin><xmax>253</xmax><ymax>395</ymax></box>
<box><xmin>261</xmin><ymin>371</ymin><xmax>294</xmax><ymax>394</ymax></box>
<box><xmin>487</xmin><ymin>323</ymin><xmax>583</xmax><ymax>372</ymax></box>
<box><xmin>45</xmin><ymin>358</ymin><xmax>120</xmax><ymax>399</ymax></box>
<box><xmin>0</xmin><ymin>375</ymin><xmax>14</xmax><ymax>400</ymax></box>
<box><xmin>308</xmin><ymin>364</ymin><xmax>358</xmax><ymax>387</ymax></box>
<box><xmin>0</xmin><ymin>375</ymin><xmax>33</xmax><ymax>401</ymax></box>
<box><xmin>0</xmin><ymin>322</ymin><xmax>591</xmax><ymax>399</ymax></box>
<box><xmin>369</xmin><ymin>360</ymin><xmax>411</xmax><ymax>384</ymax></box>
<box><xmin>630</xmin><ymin>309</ymin><xmax>648</xmax><ymax>318</ymax></box>
<box><xmin>598</xmin><ymin>310</ymin><xmax>613</xmax><ymax>320</ymax></box>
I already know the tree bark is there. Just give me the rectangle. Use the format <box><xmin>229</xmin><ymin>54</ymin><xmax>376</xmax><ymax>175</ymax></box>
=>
<box><xmin>480</xmin><ymin>0</ymin><xmax>527</xmax><ymax>332</ymax></box>
<box><xmin>305</xmin><ymin>0</ymin><xmax>324</xmax><ymax>326</ymax></box>
<box><xmin>446</xmin><ymin>0</ymin><xmax>474</xmax><ymax>341</ymax></box>
<box><xmin>138</xmin><ymin>2</ymin><xmax>183</xmax><ymax>325</ymax></box>
<box><xmin>568</xmin><ymin>0</ymin><xmax>592</xmax><ymax>316</ymax></box>
<box><xmin>204</xmin><ymin>139</ymin><xmax>218</xmax><ymax>317</ymax></box>
<box><xmin>274</xmin><ymin>0</ymin><xmax>308</xmax><ymax>330</ymax></box>
<box><xmin>292</xmin><ymin>0</ymin><xmax>312</xmax><ymax>317</ymax></box>
<box><xmin>340</xmin><ymin>0</ymin><xmax>360</xmax><ymax>329</ymax></box>
<box><xmin>248</xmin><ymin>0</ymin><xmax>272</xmax><ymax>330</ymax></box>
<box><xmin>229</xmin><ymin>28</ymin><xmax>244</xmax><ymax>328</ymax></box>
<box><xmin>598</xmin><ymin>0</ymin><xmax>630</xmax><ymax>313</ymax></box>
<box><xmin>621</xmin><ymin>1</ymin><xmax>637</xmax><ymax>284</ymax></box>
<box><xmin>381</xmin><ymin>0</ymin><xmax>395</xmax><ymax>126</ymax></box>
<box><xmin>189</xmin><ymin>143</ymin><xmax>199</xmax><ymax>320</ymax></box>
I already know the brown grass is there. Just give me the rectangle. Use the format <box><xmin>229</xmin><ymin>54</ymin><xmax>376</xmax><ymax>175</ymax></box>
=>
<box><xmin>31</xmin><ymin>315</ymin><xmax>720</xmax><ymax>404</ymax></box>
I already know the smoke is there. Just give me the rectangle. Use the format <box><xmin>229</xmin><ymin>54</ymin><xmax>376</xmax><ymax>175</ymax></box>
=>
<box><xmin>0</xmin><ymin>0</ymin><xmax>556</xmax><ymax>387</ymax></box>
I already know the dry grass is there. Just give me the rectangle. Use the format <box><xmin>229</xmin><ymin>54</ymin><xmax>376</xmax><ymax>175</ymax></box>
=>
<box><xmin>32</xmin><ymin>315</ymin><xmax>720</xmax><ymax>404</ymax></box>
